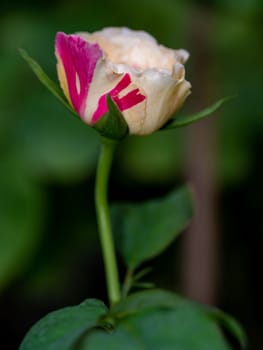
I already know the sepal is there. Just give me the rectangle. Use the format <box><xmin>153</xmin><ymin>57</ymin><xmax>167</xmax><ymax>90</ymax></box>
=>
<box><xmin>162</xmin><ymin>95</ymin><xmax>236</xmax><ymax>130</ymax></box>
<box><xmin>94</xmin><ymin>95</ymin><xmax>129</xmax><ymax>140</ymax></box>
<box><xmin>18</xmin><ymin>48</ymin><xmax>76</xmax><ymax>115</ymax></box>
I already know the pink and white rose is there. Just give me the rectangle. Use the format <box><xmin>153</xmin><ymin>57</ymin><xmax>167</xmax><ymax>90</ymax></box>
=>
<box><xmin>55</xmin><ymin>27</ymin><xmax>191</xmax><ymax>135</ymax></box>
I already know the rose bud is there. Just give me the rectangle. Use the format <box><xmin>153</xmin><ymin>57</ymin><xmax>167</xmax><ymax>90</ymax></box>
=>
<box><xmin>55</xmin><ymin>27</ymin><xmax>191</xmax><ymax>135</ymax></box>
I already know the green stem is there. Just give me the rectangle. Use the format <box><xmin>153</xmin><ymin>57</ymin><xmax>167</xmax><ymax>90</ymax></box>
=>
<box><xmin>122</xmin><ymin>268</ymin><xmax>134</xmax><ymax>298</ymax></box>
<box><xmin>95</xmin><ymin>137</ymin><xmax>121</xmax><ymax>306</ymax></box>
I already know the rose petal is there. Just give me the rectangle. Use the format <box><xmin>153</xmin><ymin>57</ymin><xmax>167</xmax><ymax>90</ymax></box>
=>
<box><xmin>79</xmin><ymin>27</ymin><xmax>189</xmax><ymax>72</ymax></box>
<box><xmin>122</xmin><ymin>68</ymin><xmax>191</xmax><ymax>135</ymax></box>
<box><xmin>83</xmin><ymin>60</ymin><xmax>145</xmax><ymax>124</ymax></box>
<box><xmin>55</xmin><ymin>32</ymin><xmax>102</xmax><ymax>118</ymax></box>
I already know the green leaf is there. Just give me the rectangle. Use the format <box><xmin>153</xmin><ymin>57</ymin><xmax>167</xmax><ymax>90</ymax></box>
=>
<box><xmin>207</xmin><ymin>308</ymin><xmax>247</xmax><ymax>349</ymax></box>
<box><xmin>84</xmin><ymin>299</ymin><xmax>231</xmax><ymax>350</ymax></box>
<box><xmin>18</xmin><ymin>48</ymin><xmax>75</xmax><ymax>115</ymax></box>
<box><xmin>111</xmin><ymin>289</ymin><xmax>184</xmax><ymax>318</ymax></box>
<box><xmin>111</xmin><ymin>289</ymin><xmax>247</xmax><ymax>349</ymax></box>
<box><xmin>111</xmin><ymin>186</ymin><xmax>193</xmax><ymax>269</ymax></box>
<box><xmin>162</xmin><ymin>95</ymin><xmax>236</xmax><ymax>130</ymax></box>
<box><xmin>94</xmin><ymin>95</ymin><xmax>129</xmax><ymax>140</ymax></box>
<box><xmin>19</xmin><ymin>299</ymin><xmax>108</xmax><ymax>350</ymax></box>
<box><xmin>0</xmin><ymin>161</ymin><xmax>43</xmax><ymax>290</ymax></box>
<box><xmin>82</xmin><ymin>328</ymin><xmax>145</xmax><ymax>350</ymax></box>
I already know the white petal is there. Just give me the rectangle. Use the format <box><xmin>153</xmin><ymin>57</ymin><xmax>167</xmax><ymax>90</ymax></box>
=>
<box><xmin>83</xmin><ymin>58</ymin><xmax>123</xmax><ymax>122</ymax></box>
<box><xmin>83</xmin><ymin>58</ymin><xmax>145</xmax><ymax>124</ymax></box>
<box><xmin>79</xmin><ymin>28</ymin><xmax>189</xmax><ymax>72</ymax></box>
<box><xmin>122</xmin><ymin>68</ymin><xmax>191</xmax><ymax>135</ymax></box>
<box><xmin>174</xmin><ymin>49</ymin><xmax>190</xmax><ymax>64</ymax></box>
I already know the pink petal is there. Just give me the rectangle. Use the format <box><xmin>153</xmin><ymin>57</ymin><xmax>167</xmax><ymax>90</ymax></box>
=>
<box><xmin>55</xmin><ymin>32</ymin><xmax>102</xmax><ymax>118</ymax></box>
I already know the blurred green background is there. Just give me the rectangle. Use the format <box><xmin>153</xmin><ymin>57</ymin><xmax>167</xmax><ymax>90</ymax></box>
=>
<box><xmin>0</xmin><ymin>0</ymin><xmax>262</xmax><ymax>348</ymax></box>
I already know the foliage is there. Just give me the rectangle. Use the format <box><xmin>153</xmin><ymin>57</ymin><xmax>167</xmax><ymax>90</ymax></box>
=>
<box><xmin>112</xmin><ymin>186</ymin><xmax>192</xmax><ymax>269</ymax></box>
<box><xmin>20</xmin><ymin>290</ymin><xmax>246</xmax><ymax>350</ymax></box>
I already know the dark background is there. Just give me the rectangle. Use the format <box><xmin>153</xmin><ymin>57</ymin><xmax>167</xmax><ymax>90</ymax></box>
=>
<box><xmin>0</xmin><ymin>0</ymin><xmax>262</xmax><ymax>348</ymax></box>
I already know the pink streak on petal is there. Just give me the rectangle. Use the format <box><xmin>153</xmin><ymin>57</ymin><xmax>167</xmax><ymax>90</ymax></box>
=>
<box><xmin>55</xmin><ymin>32</ymin><xmax>102</xmax><ymax>118</ymax></box>
<box><xmin>115</xmin><ymin>89</ymin><xmax>146</xmax><ymax>111</ymax></box>
<box><xmin>110</xmin><ymin>73</ymin><xmax>131</xmax><ymax>95</ymax></box>
<box><xmin>91</xmin><ymin>95</ymin><xmax>108</xmax><ymax>123</ymax></box>
<box><xmin>91</xmin><ymin>73</ymin><xmax>146</xmax><ymax>124</ymax></box>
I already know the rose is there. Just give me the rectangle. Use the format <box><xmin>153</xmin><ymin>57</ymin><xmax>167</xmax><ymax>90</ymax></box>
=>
<box><xmin>55</xmin><ymin>27</ymin><xmax>191</xmax><ymax>135</ymax></box>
